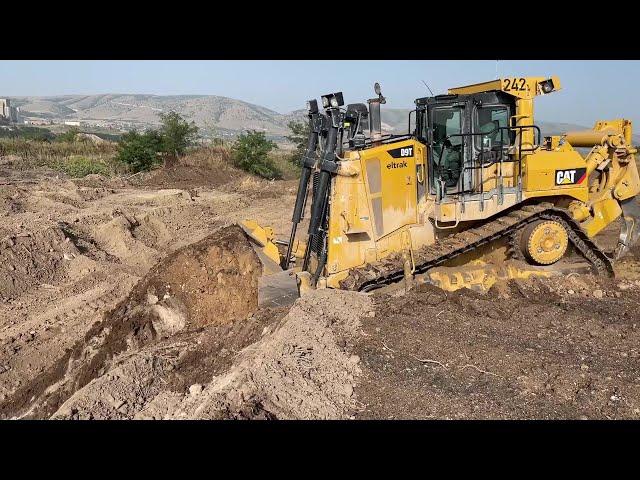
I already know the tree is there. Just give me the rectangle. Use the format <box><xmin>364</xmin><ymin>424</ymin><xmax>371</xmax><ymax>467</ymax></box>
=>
<box><xmin>116</xmin><ymin>130</ymin><xmax>164</xmax><ymax>172</ymax></box>
<box><xmin>285</xmin><ymin>120</ymin><xmax>311</xmax><ymax>167</ymax></box>
<box><xmin>231</xmin><ymin>130</ymin><xmax>280</xmax><ymax>179</ymax></box>
<box><xmin>286</xmin><ymin>120</ymin><xmax>310</xmax><ymax>153</ymax></box>
<box><xmin>158</xmin><ymin>111</ymin><xmax>199</xmax><ymax>156</ymax></box>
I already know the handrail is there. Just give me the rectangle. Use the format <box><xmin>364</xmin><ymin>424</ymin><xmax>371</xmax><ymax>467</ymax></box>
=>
<box><xmin>434</xmin><ymin>124</ymin><xmax>541</xmax><ymax>198</ymax></box>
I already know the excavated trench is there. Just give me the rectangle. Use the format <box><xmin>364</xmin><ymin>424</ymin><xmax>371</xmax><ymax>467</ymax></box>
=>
<box><xmin>0</xmin><ymin>225</ymin><xmax>266</xmax><ymax>419</ymax></box>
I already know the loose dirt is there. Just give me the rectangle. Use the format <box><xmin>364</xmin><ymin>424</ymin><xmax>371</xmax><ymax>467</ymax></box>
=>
<box><xmin>3</xmin><ymin>161</ymin><xmax>640</xmax><ymax>420</ymax></box>
<box><xmin>354</xmin><ymin>274</ymin><xmax>640</xmax><ymax>419</ymax></box>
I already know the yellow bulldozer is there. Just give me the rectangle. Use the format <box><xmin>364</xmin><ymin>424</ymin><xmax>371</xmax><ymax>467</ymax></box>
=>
<box><xmin>239</xmin><ymin>76</ymin><xmax>640</xmax><ymax>305</ymax></box>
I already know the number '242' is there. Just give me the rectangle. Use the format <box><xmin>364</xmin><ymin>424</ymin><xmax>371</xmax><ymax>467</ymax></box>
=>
<box><xmin>503</xmin><ymin>78</ymin><xmax>527</xmax><ymax>92</ymax></box>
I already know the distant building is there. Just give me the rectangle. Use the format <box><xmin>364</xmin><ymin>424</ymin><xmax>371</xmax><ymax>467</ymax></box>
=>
<box><xmin>23</xmin><ymin>118</ymin><xmax>51</xmax><ymax>126</ymax></box>
<box><xmin>64</xmin><ymin>121</ymin><xmax>82</xmax><ymax>127</ymax></box>
<box><xmin>0</xmin><ymin>98</ymin><xmax>19</xmax><ymax>123</ymax></box>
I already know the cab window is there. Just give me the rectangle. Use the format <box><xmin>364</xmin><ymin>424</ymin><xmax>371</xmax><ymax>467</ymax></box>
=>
<box><xmin>474</xmin><ymin>105</ymin><xmax>509</xmax><ymax>149</ymax></box>
<box><xmin>432</xmin><ymin>107</ymin><xmax>463</xmax><ymax>189</ymax></box>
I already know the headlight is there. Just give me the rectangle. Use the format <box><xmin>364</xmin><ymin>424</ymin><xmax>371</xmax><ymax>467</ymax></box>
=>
<box><xmin>330</xmin><ymin>97</ymin><xmax>339</xmax><ymax>108</ymax></box>
<box><xmin>321</xmin><ymin>96</ymin><xmax>329</xmax><ymax>108</ymax></box>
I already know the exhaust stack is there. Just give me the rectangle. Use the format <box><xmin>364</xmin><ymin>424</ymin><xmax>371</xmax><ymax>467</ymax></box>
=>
<box><xmin>368</xmin><ymin>82</ymin><xmax>386</xmax><ymax>144</ymax></box>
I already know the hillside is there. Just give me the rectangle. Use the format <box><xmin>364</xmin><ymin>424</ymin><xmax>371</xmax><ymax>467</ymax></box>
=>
<box><xmin>11</xmin><ymin>94</ymin><xmax>298</xmax><ymax>140</ymax></box>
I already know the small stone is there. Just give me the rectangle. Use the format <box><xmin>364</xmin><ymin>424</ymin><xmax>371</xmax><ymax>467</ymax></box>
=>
<box><xmin>580</xmin><ymin>364</ymin><xmax>589</xmax><ymax>371</ymax></box>
<box><xmin>567</xmin><ymin>289</ymin><xmax>575</xmax><ymax>295</ymax></box>
<box><xmin>189</xmin><ymin>384</ymin><xmax>204</xmax><ymax>396</ymax></box>
<box><xmin>348</xmin><ymin>355</ymin><xmax>360</xmax><ymax>365</ymax></box>
<box><xmin>343</xmin><ymin>384</ymin><xmax>354</xmax><ymax>397</ymax></box>
<box><xmin>592</xmin><ymin>289</ymin><xmax>604</xmax><ymax>299</ymax></box>
<box><xmin>146</xmin><ymin>293</ymin><xmax>159</xmax><ymax>305</ymax></box>
<box><xmin>367</xmin><ymin>311</ymin><xmax>375</xmax><ymax>318</ymax></box>
<box><xmin>63</xmin><ymin>253</ymin><xmax>74</xmax><ymax>261</ymax></box>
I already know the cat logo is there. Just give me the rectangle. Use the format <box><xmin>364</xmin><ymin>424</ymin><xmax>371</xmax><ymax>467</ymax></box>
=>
<box><xmin>555</xmin><ymin>168</ymin><xmax>587</xmax><ymax>186</ymax></box>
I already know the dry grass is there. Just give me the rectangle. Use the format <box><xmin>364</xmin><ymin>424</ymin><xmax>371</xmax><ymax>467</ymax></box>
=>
<box><xmin>0</xmin><ymin>140</ymin><xmax>301</xmax><ymax>181</ymax></box>
<box><xmin>180</xmin><ymin>145</ymin><xmax>233</xmax><ymax>170</ymax></box>
<box><xmin>0</xmin><ymin>138</ymin><xmax>121</xmax><ymax>175</ymax></box>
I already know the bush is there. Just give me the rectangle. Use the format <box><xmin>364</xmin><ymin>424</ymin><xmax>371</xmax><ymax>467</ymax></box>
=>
<box><xmin>116</xmin><ymin>130</ymin><xmax>164</xmax><ymax>172</ymax></box>
<box><xmin>56</xmin><ymin>127</ymin><xmax>80</xmax><ymax>143</ymax></box>
<box><xmin>55</xmin><ymin>156</ymin><xmax>110</xmax><ymax>178</ymax></box>
<box><xmin>158</xmin><ymin>111</ymin><xmax>199</xmax><ymax>156</ymax></box>
<box><xmin>231</xmin><ymin>130</ymin><xmax>280</xmax><ymax>179</ymax></box>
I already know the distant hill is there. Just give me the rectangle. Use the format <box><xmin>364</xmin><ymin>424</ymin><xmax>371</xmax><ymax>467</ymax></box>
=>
<box><xmin>11</xmin><ymin>94</ymin><xmax>298</xmax><ymax>140</ymax></box>
<box><xmin>9</xmin><ymin>95</ymin><xmax>639</xmax><ymax>144</ymax></box>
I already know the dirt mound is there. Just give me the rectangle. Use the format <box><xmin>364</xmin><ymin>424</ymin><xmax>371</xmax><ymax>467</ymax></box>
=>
<box><xmin>0</xmin><ymin>224</ymin><xmax>263</xmax><ymax>418</ymax></box>
<box><xmin>0</xmin><ymin>226</ymin><xmax>80</xmax><ymax>301</ymax></box>
<box><xmin>52</xmin><ymin>289</ymin><xmax>371</xmax><ymax>420</ymax></box>
<box><xmin>135</xmin><ymin>165</ymin><xmax>237</xmax><ymax>190</ymax></box>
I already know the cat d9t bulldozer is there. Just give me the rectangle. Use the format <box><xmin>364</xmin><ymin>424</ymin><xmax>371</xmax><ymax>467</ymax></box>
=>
<box><xmin>241</xmin><ymin>76</ymin><xmax>640</xmax><ymax>304</ymax></box>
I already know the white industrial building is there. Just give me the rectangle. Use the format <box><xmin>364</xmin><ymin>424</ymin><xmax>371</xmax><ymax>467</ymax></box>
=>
<box><xmin>0</xmin><ymin>98</ymin><xmax>20</xmax><ymax>123</ymax></box>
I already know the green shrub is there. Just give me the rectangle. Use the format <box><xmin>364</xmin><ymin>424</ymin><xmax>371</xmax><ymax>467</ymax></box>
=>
<box><xmin>116</xmin><ymin>130</ymin><xmax>164</xmax><ymax>172</ymax></box>
<box><xmin>56</xmin><ymin>127</ymin><xmax>80</xmax><ymax>143</ymax></box>
<box><xmin>158</xmin><ymin>111</ymin><xmax>199</xmax><ymax>156</ymax></box>
<box><xmin>231</xmin><ymin>130</ymin><xmax>280</xmax><ymax>179</ymax></box>
<box><xmin>56</xmin><ymin>156</ymin><xmax>110</xmax><ymax>177</ymax></box>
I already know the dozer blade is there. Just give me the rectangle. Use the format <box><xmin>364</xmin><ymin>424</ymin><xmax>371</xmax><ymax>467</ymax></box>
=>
<box><xmin>239</xmin><ymin>220</ymin><xmax>301</xmax><ymax>308</ymax></box>
<box><xmin>258</xmin><ymin>269</ymin><xmax>300</xmax><ymax>307</ymax></box>
<box><xmin>615</xmin><ymin>198</ymin><xmax>640</xmax><ymax>259</ymax></box>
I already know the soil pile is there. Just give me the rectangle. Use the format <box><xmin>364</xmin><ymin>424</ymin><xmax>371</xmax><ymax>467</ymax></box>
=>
<box><xmin>0</xmin><ymin>226</ymin><xmax>80</xmax><ymax>301</ymax></box>
<box><xmin>52</xmin><ymin>289</ymin><xmax>371</xmax><ymax>420</ymax></box>
<box><xmin>0</xmin><ymin>225</ymin><xmax>263</xmax><ymax>418</ymax></box>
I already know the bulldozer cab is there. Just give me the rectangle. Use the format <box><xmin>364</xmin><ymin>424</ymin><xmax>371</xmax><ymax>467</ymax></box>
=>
<box><xmin>416</xmin><ymin>90</ymin><xmax>516</xmax><ymax>200</ymax></box>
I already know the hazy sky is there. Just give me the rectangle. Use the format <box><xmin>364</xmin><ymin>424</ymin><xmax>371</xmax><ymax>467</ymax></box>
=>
<box><xmin>1</xmin><ymin>60</ymin><xmax>638</xmax><ymax>127</ymax></box>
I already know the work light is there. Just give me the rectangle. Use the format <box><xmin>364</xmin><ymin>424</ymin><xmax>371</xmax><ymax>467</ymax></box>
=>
<box><xmin>320</xmin><ymin>92</ymin><xmax>345</xmax><ymax>109</ymax></box>
<box><xmin>539</xmin><ymin>79</ymin><xmax>555</xmax><ymax>94</ymax></box>
<box><xmin>307</xmin><ymin>99</ymin><xmax>318</xmax><ymax>114</ymax></box>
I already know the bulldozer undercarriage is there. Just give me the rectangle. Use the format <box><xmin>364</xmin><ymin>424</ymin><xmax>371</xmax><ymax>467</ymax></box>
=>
<box><xmin>339</xmin><ymin>202</ymin><xmax>614</xmax><ymax>293</ymax></box>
